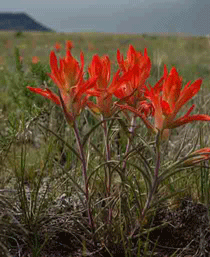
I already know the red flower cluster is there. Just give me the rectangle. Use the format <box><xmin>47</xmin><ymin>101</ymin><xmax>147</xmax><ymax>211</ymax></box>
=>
<box><xmin>183</xmin><ymin>148</ymin><xmax>210</xmax><ymax>166</ymax></box>
<box><xmin>32</xmin><ymin>56</ymin><xmax>39</xmax><ymax>64</ymax></box>
<box><xmin>27</xmin><ymin>41</ymin><xmax>210</xmax><ymax>132</ymax></box>
<box><xmin>54</xmin><ymin>42</ymin><xmax>62</xmax><ymax>52</ymax></box>
<box><xmin>28</xmin><ymin>41</ymin><xmax>97</xmax><ymax>123</ymax></box>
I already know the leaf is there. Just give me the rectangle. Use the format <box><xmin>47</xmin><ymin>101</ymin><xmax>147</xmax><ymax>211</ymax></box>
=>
<box><xmin>149</xmin><ymin>188</ymin><xmax>186</xmax><ymax>209</ymax></box>
<box><xmin>87</xmin><ymin>160</ymin><xmax>120</xmax><ymax>185</ymax></box>
<box><xmin>38</xmin><ymin>122</ymin><xmax>81</xmax><ymax>161</ymax></box>
<box><xmin>125</xmin><ymin>162</ymin><xmax>152</xmax><ymax>189</ymax></box>
<box><xmin>127</xmin><ymin>176</ymin><xmax>143</xmax><ymax>212</ymax></box>
<box><xmin>173</xmin><ymin>127</ymin><xmax>189</xmax><ymax>161</ymax></box>
<box><xmin>82</xmin><ymin>117</ymin><xmax>118</xmax><ymax>147</ymax></box>
<box><xmin>117</xmin><ymin>118</ymin><xmax>131</xmax><ymax>138</ymax></box>
<box><xmin>160</xmin><ymin>166</ymin><xmax>189</xmax><ymax>182</ymax></box>
<box><xmin>124</xmin><ymin>146</ymin><xmax>154</xmax><ymax>180</ymax></box>
<box><xmin>82</xmin><ymin>119</ymin><xmax>104</xmax><ymax>147</ymax></box>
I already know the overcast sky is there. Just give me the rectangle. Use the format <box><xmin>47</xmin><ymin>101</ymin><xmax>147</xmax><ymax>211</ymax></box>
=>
<box><xmin>1</xmin><ymin>0</ymin><xmax>210</xmax><ymax>35</ymax></box>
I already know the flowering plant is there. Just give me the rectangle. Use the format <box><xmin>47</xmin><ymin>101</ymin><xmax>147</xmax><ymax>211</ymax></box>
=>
<box><xmin>27</xmin><ymin>40</ymin><xmax>210</xmax><ymax>237</ymax></box>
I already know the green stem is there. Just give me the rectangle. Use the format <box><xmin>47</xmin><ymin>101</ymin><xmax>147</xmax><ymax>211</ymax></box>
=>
<box><xmin>73</xmin><ymin>121</ymin><xmax>95</xmax><ymax>231</ymax></box>
<box><xmin>141</xmin><ymin>131</ymin><xmax>161</xmax><ymax>222</ymax></box>
<box><xmin>122</xmin><ymin>116</ymin><xmax>136</xmax><ymax>173</ymax></box>
<box><xmin>102</xmin><ymin>116</ymin><xmax>112</xmax><ymax>223</ymax></box>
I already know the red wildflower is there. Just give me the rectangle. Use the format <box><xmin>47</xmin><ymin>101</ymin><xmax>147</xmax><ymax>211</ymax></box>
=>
<box><xmin>32</xmin><ymin>56</ymin><xmax>39</xmax><ymax>64</ymax></box>
<box><xmin>66</xmin><ymin>40</ymin><xmax>73</xmax><ymax>51</ymax></box>
<box><xmin>54</xmin><ymin>42</ymin><xmax>62</xmax><ymax>52</ymax></box>
<box><xmin>87</xmin><ymin>54</ymin><xmax>132</xmax><ymax>117</ymax></box>
<box><xmin>114</xmin><ymin>45</ymin><xmax>151</xmax><ymax>107</ymax></box>
<box><xmin>117</xmin><ymin>45</ymin><xmax>151</xmax><ymax>73</ymax></box>
<box><xmin>117</xmin><ymin>66</ymin><xmax>210</xmax><ymax>137</ymax></box>
<box><xmin>184</xmin><ymin>148</ymin><xmax>210</xmax><ymax>166</ymax></box>
<box><xmin>28</xmin><ymin>42</ymin><xmax>97</xmax><ymax>124</ymax></box>
<box><xmin>19</xmin><ymin>56</ymin><xmax>23</xmax><ymax>62</ymax></box>
<box><xmin>145</xmin><ymin>66</ymin><xmax>210</xmax><ymax>132</ymax></box>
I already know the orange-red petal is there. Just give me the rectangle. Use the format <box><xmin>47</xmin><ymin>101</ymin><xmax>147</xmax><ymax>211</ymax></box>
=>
<box><xmin>27</xmin><ymin>86</ymin><xmax>61</xmax><ymax>105</ymax></box>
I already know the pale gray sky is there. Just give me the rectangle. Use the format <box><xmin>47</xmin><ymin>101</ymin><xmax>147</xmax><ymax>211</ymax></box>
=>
<box><xmin>1</xmin><ymin>0</ymin><xmax>210</xmax><ymax>35</ymax></box>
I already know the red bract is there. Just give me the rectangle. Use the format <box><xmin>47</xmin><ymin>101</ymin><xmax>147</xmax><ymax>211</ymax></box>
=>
<box><xmin>145</xmin><ymin>66</ymin><xmax>210</xmax><ymax>133</ymax></box>
<box><xmin>27</xmin><ymin>41</ymin><xmax>97</xmax><ymax>124</ymax></box>
<box><xmin>87</xmin><ymin>54</ymin><xmax>131</xmax><ymax>117</ymax></box>
<box><xmin>184</xmin><ymin>148</ymin><xmax>210</xmax><ymax>165</ymax></box>
<box><xmin>117</xmin><ymin>66</ymin><xmax>210</xmax><ymax>137</ymax></box>
<box><xmin>32</xmin><ymin>56</ymin><xmax>39</xmax><ymax>64</ymax></box>
<box><xmin>114</xmin><ymin>45</ymin><xmax>151</xmax><ymax>107</ymax></box>
<box><xmin>87</xmin><ymin>54</ymin><xmax>111</xmax><ymax>116</ymax></box>
<box><xmin>27</xmin><ymin>87</ymin><xmax>61</xmax><ymax>105</ymax></box>
<box><xmin>88</xmin><ymin>55</ymin><xmax>111</xmax><ymax>90</ymax></box>
<box><xmin>54</xmin><ymin>42</ymin><xmax>62</xmax><ymax>52</ymax></box>
<box><xmin>117</xmin><ymin>45</ymin><xmax>151</xmax><ymax>72</ymax></box>
<box><xmin>66</xmin><ymin>40</ymin><xmax>73</xmax><ymax>51</ymax></box>
<box><xmin>192</xmin><ymin>148</ymin><xmax>210</xmax><ymax>159</ymax></box>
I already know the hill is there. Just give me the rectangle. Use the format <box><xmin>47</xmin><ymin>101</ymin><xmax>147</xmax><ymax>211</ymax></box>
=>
<box><xmin>0</xmin><ymin>12</ymin><xmax>52</xmax><ymax>32</ymax></box>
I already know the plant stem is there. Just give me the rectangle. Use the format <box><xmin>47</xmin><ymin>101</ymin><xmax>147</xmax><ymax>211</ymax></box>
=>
<box><xmin>122</xmin><ymin>116</ymin><xmax>136</xmax><ymax>173</ymax></box>
<box><xmin>102</xmin><ymin>117</ymin><xmax>111</xmax><ymax>191</ymax></box>
<box><xmin>102</xmin><ymin>116</ymin><xmax>112</xmax><ymax>223</ymax></box>
<box><xmin>141</xmin><ymin>131</ymin><xmax>161</xmax><ymax>222</ymax></box>
<box><xmin>73</xmin><ymin>121</ymin><xmax>95</xmax><ymax>231</ymax></box>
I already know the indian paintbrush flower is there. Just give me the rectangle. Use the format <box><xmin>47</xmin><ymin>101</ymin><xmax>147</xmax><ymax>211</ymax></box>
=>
<box><xmin>183</xmin><ymin>148</ymin><xmax>210</xmax><ymax>166</ymax></box>
<box><xmin>114</xmin><ymin>46</ymin><xmax>151</xmax><ymax>107</ymax></box>
<box><xmin>117</xmin><ymin>45</ymin><xmax>151</xmax><ymax>74</ymax></box>
<box><xmin>32</xmin><ymin>56</ymin><xmax>39</xmax><ymax>64</ymax></box>
<box><xmin>87</xmin><ymin>46</ymin><xmax>152</xmax><ymax>117</ymax></box>
<box><xmin>28</xmin><ymin>41</ymin><xmax>97</xmax><ymax>124</ymax></box>
<box><xmin>87</xmin><ymin>54</ymin><xmax>132</xmax><ymax>117</ymax></box>
<box><xmin>117</xmin><ymin>65</ymin><xmax>210</xmax><ymax>138</ymax></box>
<box><xmin>54</xmin><ymin>42</ymin><xmax>62</xmax><ymax>52</ymax></box>
<box><xmin>146</xmin><ymin>66</ymin><xmax>210</xmax><ymax>135</ymax></box>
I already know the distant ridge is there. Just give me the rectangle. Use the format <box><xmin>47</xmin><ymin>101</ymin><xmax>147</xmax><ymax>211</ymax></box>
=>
<box><xmin>0</xmin><ymin>12</ymin><xmax>52</xmax><ymax>32</ymax></box>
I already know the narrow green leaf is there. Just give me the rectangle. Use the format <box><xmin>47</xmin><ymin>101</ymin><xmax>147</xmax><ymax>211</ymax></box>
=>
<box><xmin>125</xmin><ymin>162</ymin><xmax>152</xmax><ymax>189</ymax></box>
<box><xmin>38</xmin><ymin>122</ymin><xmax>81</xmax><ymax>161</ymax></box>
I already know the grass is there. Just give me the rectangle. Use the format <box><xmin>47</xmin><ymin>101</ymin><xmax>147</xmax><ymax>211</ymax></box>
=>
<box><xmin>1</xmin><ymin>31</ymin><xmax>210</xmax><ymax>256</ymax></box>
